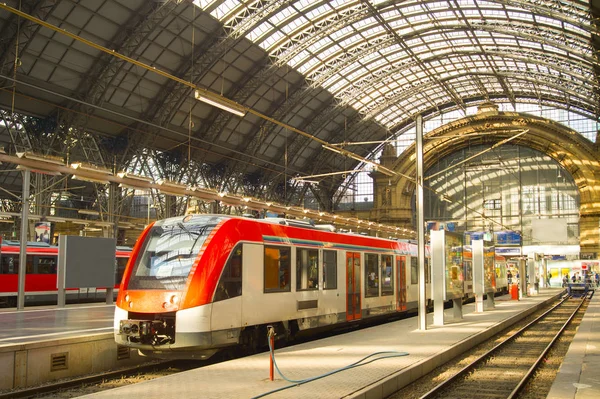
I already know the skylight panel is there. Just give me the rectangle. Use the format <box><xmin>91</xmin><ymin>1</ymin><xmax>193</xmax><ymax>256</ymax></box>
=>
<box><xmin>563</xmin><ymin>23</ymin><xmax>588</xmax><ymax>37</ymax></box>
<box><xmin>333</xmin><ymin>26</ymin><xmax>354</xmax><ymax>40</ymax></box>
<box><xmin>261</xmin><ymin>30</ymin><xmax>284</xmax><ymax>51</ymax></box>
<box><xmin>270</xmin><ymin>6</ymin><xmax>295</xmax><ymax>25</ymax></box>
<box><xmin>308</xmin><ymin>37</ymin><xmax>333</xmax><ymax>53</ymax></box>
<box><xmin>305</xmin><ymin>3</ymin><xmax>335</xmax><ymax>20</ymax></box>
<box><xmin>339</xmin><ymin>34</ymin><xmax>362</xmax><ymax>48</ymax></box>
<box><xmin>296</xmin><ymin>0</ymin><xmax>313</xmax><ymax>11</ymax></box>
<box><xmin>300</xmin><ymin>56</ymin><xmax>322</xmax><ymax>74</ymax></box>
<box><xmin>536</xmin><ymin>15</ymin><xmax>562</xmax><ymax>28</ymax></box>
<box><xmin>248</xmin><ymin>21</ymin><xmax>272</xmax><ymax>42</ymax></box>
<box><xmin>348</xmin><ymin>67</ymin><xmax>368</xmax><ymax>81</ymax></box>
<box><xmin>324</xmin><ymin>75</ymin><xmax>345</xmax><ymax>91</ymax></box>
<box><xmin>281</xmin><ymin>15</ymin><xmax>309</xmax><ymax>35</ymax></box>
<box><xmin>209</xmin><ymin>0</ymin><xmax>238</xmax><ymax>21</ymax></box>
<box><xmin>289</xmin><ymin>50</ymin><xmax>311</xmax><ymax>68</ymax></box>
<box><xmin>322</xmin><ymin>45</ymin><xmax>342</xmax><ymax>58</ymax></box>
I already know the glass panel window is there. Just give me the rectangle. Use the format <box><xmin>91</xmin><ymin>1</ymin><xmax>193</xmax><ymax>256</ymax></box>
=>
<box><xmin>128</xmin><ymin>216</ymin><xmax>222</xmax><ymax>290</ymax></box>
<box><xmin>296</xmin><ymin>248</ymin><xmax>318</xmax><ymax>291</ymax></box>
<box><xmin>36</xmin><ymin>256</ymin><xmax>57</xmax><ymax>274</ymax></box>
<box><xmin>26</xmin><ymin>255</ymin><xmax>34</xmax><ymax>274</ymax></box>
<box><xmin>365</xmin><ymin>253</ymin><xmax>379</xmax><ymax>297</ymax></box>
<box><xmin>214</xmin><ymin>244</ymin><xmax>243</xmax><ymax>301</ymax></box>
<box><xmin>411</xmin><ymin>257</ymin><xmax>418</xmax><ymax>284</ymax></box>
<box><xmin>323</xmin><ymin>250</ymin><xmax>337</xmax><ymax>290</ymax></box>
<box><xmin>115</xmin><ymin>257</ymin><xmax>128</xmax><ymax>284</ymax></box>
<box><xmin>264</xmin><ymin>246</ymin><xmax>291</xmax><ymax>292</ymax></box>
<box><xmin>0</xmin><ymin>255</ymin><xmax>17</xmax><ymax>274</ymax></box>
<box><xmin>381</xmin><ymin>254</ymin><xmax>393</xmax><ymax>296</ymax></box>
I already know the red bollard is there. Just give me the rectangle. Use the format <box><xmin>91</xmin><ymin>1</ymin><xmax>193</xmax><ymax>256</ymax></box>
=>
<box><xmin>268</xmin><ymin>326</ymin><xmax>275</xmax><ymax>381</ymax></box>
<box><xmin>510</xmin><ymin>284</ymin><xmax>519</xmax><ymax>300</ymax></box>
<box><xmin>269</xmin><ymin>334</ymin><xmax>275</xmax><ymax>381</ymax></box>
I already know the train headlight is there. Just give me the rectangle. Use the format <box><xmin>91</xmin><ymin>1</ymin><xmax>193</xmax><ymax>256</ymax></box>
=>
<box><xmin>125</xmin><ymin>294</ymin><xmax>130</xmax><ymax>302</ymax></box>
<box><xmin>170</xmin><ymin>295</ymin><xmax>179</xmax><ymax>305</ymax></box>
<box><xmin>128</xmin><ymin>301</ymin><xmax>134</xmax><ymax>308</ymax></box>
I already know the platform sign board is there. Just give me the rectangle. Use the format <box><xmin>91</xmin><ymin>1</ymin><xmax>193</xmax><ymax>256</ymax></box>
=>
<box><xmin>57</xmin><ymin>236</ymin><xmax>116</xmax><ymax>288</ymax></box>
<box><xmin>495</xmin><ymin>230</ymin><xmax>521</xmax><ymax>246</ymax></box>
<box><xmin>431</xmin><ymin>230</ymin><xmax>464</xmax><ymax>301</ymax></box>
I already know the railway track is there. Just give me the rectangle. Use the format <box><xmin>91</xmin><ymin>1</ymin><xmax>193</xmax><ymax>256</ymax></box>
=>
<box><xmin>418</xmin><ymin>292</ymin><xmax>592</xmax><ymax>399</ymax></box>
<box><xmin>0</xmin><ymin>359</ymin><xmax>203</xmax><ymax>399</ymax></box>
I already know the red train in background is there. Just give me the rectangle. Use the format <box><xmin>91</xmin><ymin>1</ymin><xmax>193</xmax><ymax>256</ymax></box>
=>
<box><xmin>114</xmin><ymin>214</ymin><xmax>432</xmax><ymax>359</ymax></box>
<box><xmin>0</xmin><ymin>240</ymin><xmax>131</xmax><ymax>307</ymax></box>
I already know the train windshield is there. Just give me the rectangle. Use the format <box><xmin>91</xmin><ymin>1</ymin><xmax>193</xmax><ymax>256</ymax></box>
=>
<box><xmin>127</xmin><ymin>215</ymin><xmax>225</xmax><ymax>290</ymax></box>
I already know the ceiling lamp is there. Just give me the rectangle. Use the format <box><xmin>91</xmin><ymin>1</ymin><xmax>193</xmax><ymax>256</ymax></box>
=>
<box><xmin>194</xmin><ymin>89</ymin><xmax>246</xmax><ymax>117</ymax></box>
<box><xmin>71</xmin><ymin>162</ymin><xmax>112</xmax><ymax>175</ymax></box>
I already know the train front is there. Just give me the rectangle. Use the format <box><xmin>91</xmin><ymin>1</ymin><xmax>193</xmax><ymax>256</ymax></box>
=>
<box><xmin>114</xmin><ymin>214</ymin><xmax>227</xmax><ymax>359</ymax></box>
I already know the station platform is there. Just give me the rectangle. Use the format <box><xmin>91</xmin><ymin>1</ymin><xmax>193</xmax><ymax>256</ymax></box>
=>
<box><xmin>79</xmin><ymin>289</ymin><xmax>574</xmax><ymax>399</ymax></box>
<box><xmin>0</xmin><ymin>304</ymin><xmax>144</xmax><ymax>391</ymax></box>
<box><xmin>0</xmin><ymin>303</ymin><xmax>114</xmax><ymax>344</ymax></box>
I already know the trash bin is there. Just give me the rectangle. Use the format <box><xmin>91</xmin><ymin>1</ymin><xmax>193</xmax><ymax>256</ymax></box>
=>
<box><xmin>511</xmin><ymin>284</ymin><xmax>519</xmax><ymax>300</ymax></box>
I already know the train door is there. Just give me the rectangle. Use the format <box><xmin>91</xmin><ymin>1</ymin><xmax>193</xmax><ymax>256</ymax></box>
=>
<box><xmin>396</xmin><ymin>256</ymin><xmax>407</xmax><ymax>311</ymax></box>
<box><xmin>346</xmin><ymin>252</ymin><xmax>361</xmax><ymax>321</ymax></box>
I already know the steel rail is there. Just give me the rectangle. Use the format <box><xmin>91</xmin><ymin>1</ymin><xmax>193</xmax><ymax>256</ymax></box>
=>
<box><xmin>507</xmin><ymin>291</ymin><xmax>591</xmax><ymax>398</ymax></box>
<box><xmin>418</xmin><ymin>293</ymin><xmax>587</xmax><ymax>399</ymax></box>
<box><xmin>0</xmin><ymin>360</ymin><xmax>176</xmax><ymax>399</ymax></box>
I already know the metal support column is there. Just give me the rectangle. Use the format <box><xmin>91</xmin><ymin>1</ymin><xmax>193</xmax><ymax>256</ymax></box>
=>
<box><xmin>416</xmin><ymin>115</ymin><xmax>427</xmax><ymax>331</ymax></box>
<box><xmin>17</xmin><ymin>168</ymin><xmax>30</xmax><ymax>310</ymax></box>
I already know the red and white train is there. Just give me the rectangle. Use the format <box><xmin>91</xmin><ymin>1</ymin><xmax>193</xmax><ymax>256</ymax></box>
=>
<box><xmin>0</xmin><ymin>240</ymin><xmax>131</xmax><ymax>307</ymax></box>
<box><xmin>114</xmin><ymin>214</ymin><xmax>433</xmax><ymax>359</ymax></box>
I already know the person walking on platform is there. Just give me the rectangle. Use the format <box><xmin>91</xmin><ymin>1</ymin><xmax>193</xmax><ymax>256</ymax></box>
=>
<box><xmin>546</xmin><ymin>271</ymin><xmax>551</xmax><ymax>287</ymax></box>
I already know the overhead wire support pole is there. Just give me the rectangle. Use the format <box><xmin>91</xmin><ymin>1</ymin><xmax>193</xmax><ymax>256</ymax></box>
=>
<box><xmin>416</xmin><ymin>115</ymin><xmax>426</xmax><ymax>331</ymax></box>
<box><xmin>17</xmin><ymin>167</ymin><xmax>30</xmax><ymax>310</ymax></box>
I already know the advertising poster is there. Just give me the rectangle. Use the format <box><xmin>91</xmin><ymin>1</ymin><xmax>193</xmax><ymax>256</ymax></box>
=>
<box><xmin>34</xmin><ymin>221</ymin><xmax>51</xmax><ymax>244</ymax></box>
<box><xmin>445</xmin><ymin>231</ymin><xmax>464</xmax><ymax>300</ymax></box>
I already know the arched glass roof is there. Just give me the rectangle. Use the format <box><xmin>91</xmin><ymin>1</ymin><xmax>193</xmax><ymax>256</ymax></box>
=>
<box><xmin>196</xmin><ymin>0</ymin><xmax>598</xmax><ymax>131</ymax></box>
<box><xmin>0</xmin><ymin>0</ymin><xmax>597</xmax><ymax>208</ymax></box>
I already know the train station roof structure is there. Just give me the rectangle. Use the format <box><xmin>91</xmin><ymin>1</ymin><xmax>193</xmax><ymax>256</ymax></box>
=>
<box><xmin>0</xmin><ymin>0</ymin><xmax>598</xmax><ymax>221</ymax></box>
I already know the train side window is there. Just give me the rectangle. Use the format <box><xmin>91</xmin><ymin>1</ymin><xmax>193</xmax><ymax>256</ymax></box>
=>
<box><xmin>381</xmin><ymin>254</ymin><xmax>393</xmax><ymax>296</ymax></box>
<box><xmin>296</xmin><ymin>248</ymin><xmax>318</xmax><ymax>291</ymax></box>
<box><xmin>411</xmin><ymin>257</ymin><xmax>418</xmax><ymax>284</ymax></box>
<box><xmin>37</xmin><ymin>256</ymin><xmax>57</xmax><ymax>274</ymax></box>
<box><xmin>115</xmin><ymin>258</ymin><xmax>129</xmax><ymax>283</ymax></box>
<box><xmin>322</xmin><ymin>250</ymin><xmax>337</xmax><ymax>290</ymax></box>
<box><xmin>1</xmin><ymin>255</ymin><xmax>17</xmax><ymax>274</ymax></box>
<box><xmin>214</xmin><ymin>244</ymin><xmax>243</xmax><ymax>302</ymax></box>
<box><xmin>26</xmin><ymin>255</ymin><xmax>34</xmax><ymax>274</ymax></box>
<box><xmin>264</xmin><ymin>246</ymin><xmax>291</xmax><ymax>293</ymax></box>
<box><xmin>365</xmin><ymin>253</ymin><xmax>379</xmax><ymax>297</ymax></box>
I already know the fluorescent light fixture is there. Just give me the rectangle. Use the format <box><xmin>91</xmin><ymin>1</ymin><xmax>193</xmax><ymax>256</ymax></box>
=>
<box><xmin>194</xmin><ymin>89</ymin><xmax>246</xmax><ymax>117</ymax></box>
<box><xmin>441</xmin><ymin>195</ymin><xmax>453</xmax><ymax>203</ymax></box>
<box><xmin>71</xmin><ymin>162</ymin><xmax>112</xmax><ymax>175</ymax></box>
<box><xmin>117</xmin><ymin>172</ymin><xmax>153</xmax><ymax>182</ymax></box>
<box><xmin>157</xmin><ymin>179</ymin><xmax>187</xmax><ymax>196</ymax></box>
<box><xmin>16</xmin><ymin>152</ymin><xmax>64</xmax><ymax>165</ymax></box>
<box><xmin>78</xmin><ymin>209</ymin><xmax>100</xmax><ymax>216</ymax></box>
